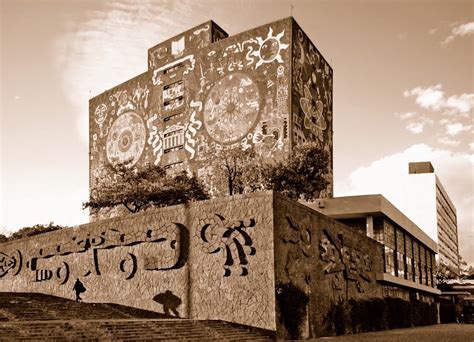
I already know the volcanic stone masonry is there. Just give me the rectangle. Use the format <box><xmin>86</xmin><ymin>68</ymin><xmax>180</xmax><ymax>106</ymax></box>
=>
<box><xmin>0</xmin><ymin>192</ymin><xmax>384</xmax><ymax>338</ymax></box>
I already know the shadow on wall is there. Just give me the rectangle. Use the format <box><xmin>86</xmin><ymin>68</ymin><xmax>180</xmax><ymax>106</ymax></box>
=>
<box><xmin>276</xmin><ymin>282</ymin><xmax>309</xmax><ymax>340</ymax></box>
<box><xmin>153</xmin><ymin>290</ymin><xmax>182</xmax><ymax>317</ymax></box>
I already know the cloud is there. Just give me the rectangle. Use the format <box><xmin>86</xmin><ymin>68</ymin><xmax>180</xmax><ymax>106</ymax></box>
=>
<box><xmin>442</xmin><ymin>22</ymin><xmax>474</xmax><ymax>44</ymax></box>
<box><xmin>470</xmin><ymin>142</ymin><xmax>474</xmax><ymax>151</ymax></box>
<box><xmin>406</xmin><ymin>122</ymin><xmax>425</xmax><ymax>134</ymax></box>
<box><xmin>53</xmin><ymin>0</ymin><xmax>201</xmax><ymax>145</ymax></box>
<box><xmin>438</xmin><ymin>136</ymin><xmax>461</xmax><ymax>147</ymax></box>
<box><xmin>405</xmin><ymin>117</ymin><xmax>434</xmax><ymax>134</ymax></box>
<box><xmin>403</xmin><ymin>85</ymin><xmax>474</xmax><ymax>121</ymax></box>
<box><xmin>445</xmin><ymin>123</ymin><xmax>472</xmax><ymax>136</ymax></box>
<box><xmin>444</xmin><ymin>94</ymin><xmax>474</xmax><ymax>115</ymax></box>
<box><xmin>337</xmin><ymin>144</ymin><xmax>474</xmax><ymax>265</ymax></box>
<box><xmin>395</xmin><ymin>112</ymin><xmax>418</xmax><ymax>120</ymax></box>
<box><xmin>403</xmin><ymin>84</ymin><xmax>444</xmax><ymax>110</ymax></box>
<box><xmin>395</xmin><ymin>112</ymin><xmax>433</xmax><ymax>134</ymax></box>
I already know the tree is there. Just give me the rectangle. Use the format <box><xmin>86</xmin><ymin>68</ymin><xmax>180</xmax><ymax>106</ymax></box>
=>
<box><xmin>0</xmin><ymin>234</ymin><xmax>8</xmax><ymax>243</ymax></box>
<box><xmin>207</xmin><ymin>148</ymin><xmax>261</xmax><ymax>196</ymax></box>
<box><xmin>262</xmin><ymin>143</ymin><xmax>330</xmax><ymax>201</ymax></box>
<box><xmin>83</xmin><ymin>162</ymin><xmax>209</xmax><ymax>214</ymax></box>
<box><xmin>459</xmin><ymin>255</ymin><xmax>474</xmax><ymax>279</ymax></box>
<box><xmin>3</xmin><ymin>222</ymin><xmax>66</xmax><ymax>243</ymax></box>
<box><xmin>435</xmin><ymin>262</ymin><xmax>458</xmax><ymax>290</ymax></box>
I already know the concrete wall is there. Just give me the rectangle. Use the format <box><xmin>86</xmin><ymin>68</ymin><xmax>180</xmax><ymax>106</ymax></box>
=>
<box><xmin>0</xmin><ymin>192</ymin><xmax>276</xmax><ymax>331</ymax></box>
<box><xmin>273</xmin><ymin>194</ymin><xmax>384</xmax><ymax>339</ymax></box>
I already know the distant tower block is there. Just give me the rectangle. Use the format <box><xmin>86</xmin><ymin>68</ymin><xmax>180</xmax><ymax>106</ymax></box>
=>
<box><xmin>408</xmin><ymin>161</ymin><xmax>460</xmax><ymax>274</ymax></box>
<box><xmin>89</xmin><ymin>18</ymin><xmax>334</xmax><ymax>212</ymax></box>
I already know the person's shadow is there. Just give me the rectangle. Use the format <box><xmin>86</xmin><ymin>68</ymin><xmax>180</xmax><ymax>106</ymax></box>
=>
<box><xmin>153</xmin><ymin>290</ymin><xmax>182</xmax><ymax>317</ymax></box>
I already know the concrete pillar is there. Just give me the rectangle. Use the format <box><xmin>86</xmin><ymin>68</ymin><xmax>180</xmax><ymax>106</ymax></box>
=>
<box><xmin>366</xmin><ymin>215</ymin><xmax>374</xmax><ymax>238</ymax></box>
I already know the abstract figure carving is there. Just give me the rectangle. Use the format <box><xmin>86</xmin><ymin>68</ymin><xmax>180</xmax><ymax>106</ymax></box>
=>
<box><xmin>320</xmin><ymin>229</ymin><xmax>372</xmax><ymax>292</ymax></box>
<box><xmin>0</xmin><ymin>250</ymin><xmax>22</xmax><ymax>278</ymax></box>
<box><xmin>200</xmin><ymin>214</ymin><xmax>256</xmax><ymax>276</ymax></box>
<box><xmin>282</xmin><ymin>215</ymin><xmax>313</xmax><ymax>285</ymax></box>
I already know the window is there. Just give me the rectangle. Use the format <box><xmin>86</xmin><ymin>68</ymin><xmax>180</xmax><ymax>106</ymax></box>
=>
<box><xmin>406</xmin><ymin>257</ymin><xmax>413</xmax><ymax>281</ymax></box>
<box><xmin>384</xmin><ymin>246</ymin><xmax>395</xmax><ymax>276</ymax></box>
<box><xmin>396</xmin><ymin>252</ymin><xmax>405</xmax><ymax>279</ymax></box>
<box><xmin>163</xmin><ymin>80</ymin><xmax>185</xmax><ymax>112</ymax></box>
<box><xmin>163</xmin><ymin>63</ymin><xmax>184</xmax><ymax>75</ymax></box>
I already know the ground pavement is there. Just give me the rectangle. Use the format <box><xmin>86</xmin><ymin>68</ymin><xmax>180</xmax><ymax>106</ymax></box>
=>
<box><xmin>314</xmin><ymin>323</ymin><xmax>474</xmax><ymax>342</ymax></box>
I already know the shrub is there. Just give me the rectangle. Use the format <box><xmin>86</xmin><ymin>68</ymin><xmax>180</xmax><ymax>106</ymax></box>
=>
<box><xmin>276</xmin><ymin>282</ymin><xmax>309</xmax><ymax>339</ymax></box>
<box><xmin>325</xmin><ymin>296</ymin><xmax>437</xmax><ymax>336</ymax></box>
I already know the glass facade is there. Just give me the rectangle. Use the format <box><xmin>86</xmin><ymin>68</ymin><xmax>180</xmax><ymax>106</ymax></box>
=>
<box><xmin>385</xmin><ymin>246</ymin><xmax>395</xmax><ymax>276</ymax></box>
<box><xmin>396</xmin><ymin>228</ymin><xmax>405</xmax><ymax>278</ymax></box>
<box><xmin>405</xmin><ymin>235</ymin><xmax>413</xmax><ymax>281</ymax></box>
<box><xmin>413</xmin><ymin>241</ymin><xmax>420</xmax><ymax>283</ymax></box>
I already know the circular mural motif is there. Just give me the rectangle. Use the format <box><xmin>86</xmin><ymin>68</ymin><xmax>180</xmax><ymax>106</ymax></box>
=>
<box><xmin>203</xmin><ymin>73</ymin><xmax>260</xmax><ymax>144</ymax></box>
<box><xmin>106</xmin><ymin>112</ymin><xmax>146</xmax><ymax>166</ymax></box>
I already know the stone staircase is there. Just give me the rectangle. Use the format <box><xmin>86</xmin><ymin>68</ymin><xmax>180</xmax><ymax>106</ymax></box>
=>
<box><xmin>0</xmin><ymin>293</ymin><xmax>274</xmax><ymax>341</ymax></box>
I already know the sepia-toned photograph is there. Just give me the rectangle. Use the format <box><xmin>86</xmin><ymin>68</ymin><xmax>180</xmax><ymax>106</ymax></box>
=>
<box><xmin>1</xmin><ymin>0</ymin><xmax>473</xmax><ymax>340</ymax></box>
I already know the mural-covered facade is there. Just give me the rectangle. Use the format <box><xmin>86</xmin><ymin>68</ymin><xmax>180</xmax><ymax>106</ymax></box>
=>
<box><xmin>89</xmin><ymin>17</ymin><xmax>334</xmax><ymax>203</ymax></box>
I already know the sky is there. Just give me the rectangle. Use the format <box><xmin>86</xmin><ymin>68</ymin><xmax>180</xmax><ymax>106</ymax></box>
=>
<box><xmin>1</xmin><ymin>0</ymin><xmax>473</xmax><ymax>263</ymax></box>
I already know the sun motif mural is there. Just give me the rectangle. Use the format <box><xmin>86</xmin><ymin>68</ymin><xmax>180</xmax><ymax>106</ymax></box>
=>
<box><xmin>203</xmin><ymin>73</ymin><xmax>260</xmax><ymax>144</ymax></box>
<box><xmin>253</xmin><ymin>27</ymin><xmax>289</xmax><ymax>69</ymax></box>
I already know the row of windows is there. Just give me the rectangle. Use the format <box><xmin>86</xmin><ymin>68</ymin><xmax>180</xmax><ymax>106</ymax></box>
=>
<box><xmin>437</xmin><ymin>230</ymin><xmax>458</xmax><ymax>257</ymax></box>
<box><xmin>436</xmin><ymin>206</ymin><xmax>457</xmax><ymax>236</ymax></box>
<box><xmin>380</xmin><ymin>218</ymin><xmax>435</xmax><ymax>288</ymax></box>
<box><xmin>436</xmin><ymin>185</ymin><xmax>457</xmax><ymax>220</ymax></box>
<box><xmin>437</xmin><ymin>212</ymin><xmax>458</xmax><ymax>247</ymax></box>
<box><xmin>384</xmin><ymin>246</ymin><xmax>434</xmax><ymax>287</ymax></box>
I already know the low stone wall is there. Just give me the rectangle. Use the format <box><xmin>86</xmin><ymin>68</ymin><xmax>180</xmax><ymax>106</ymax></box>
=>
<box><xmin>273</xmin><ymin>194</ymin><xmax>384</xmax><ymax>338</ymax></box>
<box><xmin>1</xmin><ymin>191</ymin><xmax>392</xmax><ymax>338</ymax></box>
<box><xmin>0</xmin><ymin>192</ymin><xmax>276</xmax><ymax>331</ymax></box>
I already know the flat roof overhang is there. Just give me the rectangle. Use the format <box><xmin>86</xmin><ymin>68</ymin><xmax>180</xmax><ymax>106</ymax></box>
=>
<box><xmin>376</xmin><ymin>273</ymin><xmax>441</xmax><ymax>295</ymax></box>
<box><xmin>309</xmin><ymin>195</ymin><xmax>438</xmax><ymax>253</ymax></box>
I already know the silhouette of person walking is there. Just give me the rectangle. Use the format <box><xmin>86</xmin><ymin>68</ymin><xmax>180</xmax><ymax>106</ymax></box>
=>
<box><xmin>153</xmin><ymin>290</ymin><xmax>181</xmax><ymax>317</ymax></box>
<box><xmin>73</xmin><ymin>278</ymin><xmax>86</xmax><ymax>302</ymax></box>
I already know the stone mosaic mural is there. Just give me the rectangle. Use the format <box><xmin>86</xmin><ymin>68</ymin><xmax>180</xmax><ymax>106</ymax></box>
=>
<box><xmin>273</xmin><ymin>195</ymin><xmax>384</xmax><ymax>339</ymax></box>
<box><xmin>1</xmin><ymin>191</ymin><xmax>390</xmax><ymax>338</ymax></box>
<box><xmin>89</xmin><ymin>18</ymin><xmax>333</xmax><ymax>205</ymax></box>
<box><xmin>0</xmin><ymin>193</ymin><xmax>276</xmax><ymax>331</ymax></box>
<box><xmin>291</xmin><ymin>20</ymin><xmax>333</xmax><ymax>197</ymax></box>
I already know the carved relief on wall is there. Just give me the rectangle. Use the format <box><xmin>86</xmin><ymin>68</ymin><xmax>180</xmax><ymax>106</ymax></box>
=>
<box><xmin>199</xmin><ymin>214</ymin><xmax>256</xmax><ymax>277</ymax></box>
<box><xmin>0</xmin><ymin>250</ymin><xmax>22</xmax><ymax>278</ymax></box>
<box><xmin>1</xmin><ymin>222</ymin><xmax>190</xmax><ymax>286</ymax></box>
<box><xmin>319</xmin><ymin>229</ymin><xmax>372</xmax><ymax>293</ymax></box>
<box><xmin>281</xmin><ymin>215</ymin><xmax>313</xmax><ymax>285</ymax></box>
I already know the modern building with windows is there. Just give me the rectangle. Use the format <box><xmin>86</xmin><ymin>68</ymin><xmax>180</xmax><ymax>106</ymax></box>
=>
<box><xmin>407</xmin><ymin>161</ymin><xmax>460</xmax><ymax>275</ymax></box>
<box><xmin>310</xmin><ymin>194</ymin><xmax>441</xmax><ymax>299</ymax></box>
